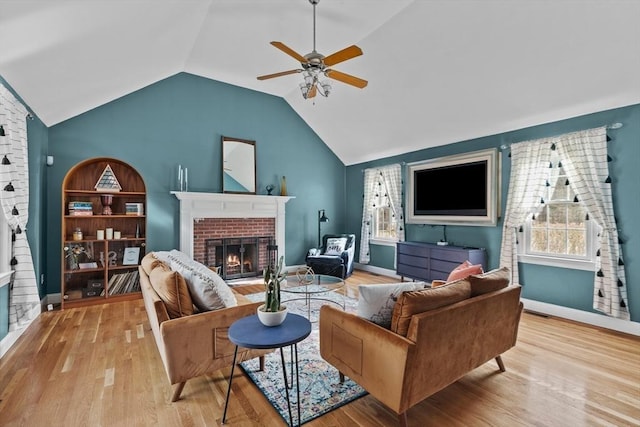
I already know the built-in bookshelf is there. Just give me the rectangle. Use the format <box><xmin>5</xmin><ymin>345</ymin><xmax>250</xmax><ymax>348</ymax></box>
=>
<box><xmin>61</xmin><ymin>157</ymin><xmax>146</xmax><ymax>309</ymax></box>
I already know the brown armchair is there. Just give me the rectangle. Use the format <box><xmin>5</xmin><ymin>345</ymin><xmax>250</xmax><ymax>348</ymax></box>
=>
<box><xmin>139</xmin><ymin>260</ymin><xmax>271</xmax><ymax>402</ymax></box>
<box><xmin>319</xmin><ymin>282</ymin><xmax>523</xmax><ymax>426</ymax></box>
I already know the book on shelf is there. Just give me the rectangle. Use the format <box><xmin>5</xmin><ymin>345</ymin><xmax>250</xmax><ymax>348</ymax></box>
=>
<box><xmin>69</xmin><ymin>210</ymin><xmax>94</xmax><ymax>216</ymax></box>
<box><xmin>68</xmin><ymin>201</ymin><xmax>94</xmax><ymax>216</ymax></box>
<box><xmin>125</xmin><ymin>202</ymin><xmax>144</xmax><ymax>216</ymax></box>
<box><xmin>69</xmin><ymin>201</ymin><xmax>92</xmax><ymax>208</ymax></box>
<box><xmin>78</xmin><ymin>262</ymin><xmax>98</xmax><ymax>269</ymax></box>
<box><xmin>108</xmin><ymin>270</ymin><xmax>140</xmax><ymax>295</ymax></box>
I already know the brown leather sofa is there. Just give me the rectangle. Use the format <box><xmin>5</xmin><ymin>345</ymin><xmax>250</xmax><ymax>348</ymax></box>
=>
<box><xmin>319</xmin><ymin>270</ymin><xmax>523</xmax><ymax>427</ymax></box>
<box><xmin>139</xmin><ymin>255</ymin><xmax>270</xmax><ymax>402</ymax></box>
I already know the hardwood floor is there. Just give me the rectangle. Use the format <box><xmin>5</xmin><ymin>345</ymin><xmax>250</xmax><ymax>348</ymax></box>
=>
<box><xmin>1</xmin><ymin>270</ymin><xmax>638</xmax><ymax>426</ymax></box>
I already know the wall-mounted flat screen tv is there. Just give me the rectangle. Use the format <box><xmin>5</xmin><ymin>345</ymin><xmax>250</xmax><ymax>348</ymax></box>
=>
<box><xmin>406</xmin><ymin>148</ymin><xmax>499</xmax><ymax>226</ymax></box>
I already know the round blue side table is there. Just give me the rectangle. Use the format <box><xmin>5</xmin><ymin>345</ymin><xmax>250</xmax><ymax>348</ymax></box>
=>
<box><xmin>222</xmin><ymin>313</ymin><xmax>311</xmax><ymax>426</ymax></box>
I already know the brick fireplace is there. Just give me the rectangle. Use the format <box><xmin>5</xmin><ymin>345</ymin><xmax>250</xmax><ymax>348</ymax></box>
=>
<box><xmin>172</xmin><ymin>192</ymin><xmax>294</xmax><ymax>276</ymax></box>
<box><xmin>193</xmin><ymin>218</ymin><xmax>275</xmax><ymax>279</ymax></box>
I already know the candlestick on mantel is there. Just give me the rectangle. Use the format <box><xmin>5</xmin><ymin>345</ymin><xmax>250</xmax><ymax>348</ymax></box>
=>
<box><xmin>184</xmin><ymin>167</ymin><xmax>188</xmax><ymax>191</ymax></box>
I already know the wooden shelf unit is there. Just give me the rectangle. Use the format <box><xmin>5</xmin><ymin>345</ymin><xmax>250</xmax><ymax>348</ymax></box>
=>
<box><xmin>396</xmin><ymin>241</ymin><xmax>487</xmax><ymax>282</ymax></box>
<box><xmin>61</xmin><ymin>158</ymin><xmax>146</xmax><ymax>309</ymax></box>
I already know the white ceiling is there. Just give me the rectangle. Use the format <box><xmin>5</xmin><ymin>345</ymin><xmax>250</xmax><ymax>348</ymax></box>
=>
<box><xmin>1</xmin><ymin>0</ymin><xmax>639</xmax><ymax>165</ymax></box>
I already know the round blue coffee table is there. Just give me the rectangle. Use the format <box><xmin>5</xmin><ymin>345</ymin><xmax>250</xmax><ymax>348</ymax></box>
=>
<box><xmin>222</xmin><ymin>313</ymin><xmax>311</xmax><ymax>426</ymax></box>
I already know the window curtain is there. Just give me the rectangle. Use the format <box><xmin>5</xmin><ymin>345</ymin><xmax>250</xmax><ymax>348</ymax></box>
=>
<box><xmin>359</xmin><ymin>163</ymin><xmax>405</xmax><ymax>264</ymax></box>
<box><xmin>500</xmin><ymin>126</ymin><xmax>629</xmax><ymax>320</ymax></box>
<box><xmin>0</xmin><ymin>84</ymin><xmax>41</xmax><ymax>330</ymax></box>
<box><xmin>554</xmin><ymin>127</ymin><xmax>629</xmax><ymax>320</ymax></box>
<box><xmin>499</xmin><ymin>140</ymin><xmax>550</xmax><ymax>283</ymax></box>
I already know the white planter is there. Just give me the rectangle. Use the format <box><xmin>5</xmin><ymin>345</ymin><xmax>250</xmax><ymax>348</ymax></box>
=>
<box><xmin>257</xmin><ymin>304</ymin><xmax>288</xmax><ymax>327</ymax></box>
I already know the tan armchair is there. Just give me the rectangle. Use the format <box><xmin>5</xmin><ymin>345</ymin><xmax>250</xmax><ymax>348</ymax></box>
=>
<box><xmin>139</xmin><ymin>263</ymin><xmax>271</xmax><ymax>402</ymax></box>
<box><xmin>319</xmin><ymin>283</ymin><xmax>523</xmax><ymax>426</ymax></box>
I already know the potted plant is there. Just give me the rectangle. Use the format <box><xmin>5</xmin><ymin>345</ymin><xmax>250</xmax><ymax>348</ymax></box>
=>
<box><xmin>257</xmin><ymin>255</ymin><xmax>288</xmax><ymax>326</ymax></box>
<box><xmin>64</xmin><ymin>244</ymin><xmax>90</xmax><ymax>270</ymax></box>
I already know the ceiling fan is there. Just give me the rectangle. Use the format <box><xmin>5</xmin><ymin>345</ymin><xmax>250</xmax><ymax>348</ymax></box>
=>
<box><xmin>257</xmin><ymin>0</ymin><xmax>367</xmax><ymax>99</ymax></box>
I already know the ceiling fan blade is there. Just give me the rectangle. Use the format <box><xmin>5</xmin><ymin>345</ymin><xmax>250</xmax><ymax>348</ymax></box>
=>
<box><xmin>323</xmin><ymin>45</ymin><xmax>363</xmax><ymax>67</ymax></box>
<box><xmin>270</xmin><ymin>41</ymin><xmax>308</xmax><ymax>63</ymax></box>
<box><xmin>325</xmin><ymin>69</ymin><xmax>368</xmax><ymax>89</ymax></box>
<box><xmin>257</xmin><ymin>69</ymin><xmax>302</xmax><ymax>80</ymax></box>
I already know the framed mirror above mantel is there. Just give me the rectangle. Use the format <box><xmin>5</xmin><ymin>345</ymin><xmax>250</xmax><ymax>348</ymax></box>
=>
<box><xmin>222</xmin><ymin>136</ymin><xmax>256</xmax><ymax>194</ymax></box>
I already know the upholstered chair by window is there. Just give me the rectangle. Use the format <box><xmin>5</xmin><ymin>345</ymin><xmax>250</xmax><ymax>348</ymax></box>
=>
<box><xmin>306</xmin><ymin>234</ymin><xmax>356</xmax><ymax>279</ymax></box>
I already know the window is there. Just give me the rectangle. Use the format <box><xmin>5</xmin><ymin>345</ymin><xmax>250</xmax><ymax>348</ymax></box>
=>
<box><xmin>360</xmin><ymin>164</ymin><xmax>404</xmax><ymax>263</ymax></box>
<box><xmin>519</xmin><ymin>155</ymin><xmax>597</xmax><ymax>271</ymax></box>
<box><xmin>372</xmin><ymin>206</ymin><xmax>398</xmax><ymax>242</ymax></box>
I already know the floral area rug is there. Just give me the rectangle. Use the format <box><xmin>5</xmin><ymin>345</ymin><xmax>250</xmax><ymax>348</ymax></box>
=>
<box><xmin>242</xmin><ymin>291</ymin><xmax>366</xmax><ymax>426</ymax></box>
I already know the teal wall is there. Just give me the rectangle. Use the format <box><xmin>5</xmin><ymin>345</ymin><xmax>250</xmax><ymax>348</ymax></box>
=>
<box><xmin>346</xmin><ymin>103</ymin><xmax>640</xmax><ymax>322</ymax></box>
<box><xmin>46</xmin><ymin>73</ymin><xmax>346</xmax><ymax>294</ymax></box>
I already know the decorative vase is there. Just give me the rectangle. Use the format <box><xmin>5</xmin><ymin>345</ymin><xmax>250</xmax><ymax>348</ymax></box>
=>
<box><xmin>280</xmin><ymin>176</ymin><xmax>287</xmax><ymax>196</ymax></box>
<box><xmin>257</xmin><ymin>304</ymin><xmax>288</xmax><ymax>327</ymax></box>
<box><xmin>100</xmin><ymin>194</ymin><xmax>113</xmax><ymax>215</ymax></box>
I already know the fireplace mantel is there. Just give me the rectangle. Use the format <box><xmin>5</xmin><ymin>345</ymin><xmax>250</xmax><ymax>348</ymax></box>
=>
<box><xmin>171</xmin><ymin>192</ymin><xmax>294</xmax><ymax>260</ymax></box>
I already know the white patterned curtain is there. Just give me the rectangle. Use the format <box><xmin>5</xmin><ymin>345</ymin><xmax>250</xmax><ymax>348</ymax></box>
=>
<box><xmin>500</xmin><ymin>126</ymin><xmax>629</xmax><ymax>320</ymax></box>
<box><xmin>0</xmin><ymin>84</ymin><xmax>41</xmax><ymax>330</ymax></box>
<box><xmin>554</xmin><ymin>127</ymin><xmax>629</xmax><ymax>320</ymax></box>
<box><xmin>359</xmin><ymin>163</ymin><xmax>405</xmax><ymax>264</ymax></box>
<box><xmin>499</xmin><ymin>140</ymin><xmax>550</xmax><ymax>283</ymax></box>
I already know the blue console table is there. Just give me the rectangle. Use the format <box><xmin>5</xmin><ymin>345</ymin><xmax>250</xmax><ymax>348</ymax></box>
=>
<box><xmin>222</xmin><ymin>313</ymin><xmax>311</xmax><ymax>426</ymax></box>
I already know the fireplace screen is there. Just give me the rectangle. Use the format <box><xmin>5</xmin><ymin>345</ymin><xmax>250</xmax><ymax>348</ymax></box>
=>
<box><xmin>205</xmin><ymin>236</ymin><xmax>275</xmax><ymax>280</ymax></box>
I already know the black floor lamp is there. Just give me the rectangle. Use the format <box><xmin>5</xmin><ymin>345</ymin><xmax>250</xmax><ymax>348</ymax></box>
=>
<box><xmin>318</xmin><ymin>209</ymin><xmax>329</xmax><ymax>247</ymax></box>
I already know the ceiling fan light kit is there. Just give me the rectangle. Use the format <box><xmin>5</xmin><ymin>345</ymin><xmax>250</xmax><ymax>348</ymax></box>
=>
<box><xmin>257</xmin><ymin>0</ymin><xmax>367</xmax><ymax>100</ymax></box>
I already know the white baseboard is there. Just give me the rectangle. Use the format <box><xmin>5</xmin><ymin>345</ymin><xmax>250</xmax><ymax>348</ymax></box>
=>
<box><xmin>284</xmin><ymin>264</ymin><xmax>306</xmax><ymax>273</ymax></box>
<box><xmin>353</xmin><ymin>263</ymin><xmax>401</xmax><ymax>279</ymax></box>
<box><xmin>522</xmin><ymin>298</ymin><xmax>640</xmax><ymax>336</ymax></box>
<box><xmin>46</xmin><ymin>293</ymin><xmax>62</xmax><ymax>305</ymax></box>
<box><xmin>0</xmin><ymin>309</ymin><xmax>38</xmax><ymax>359</ymax></box>
<box><xmin>2</xmin><ymin>294</ymin><xmax>67</xmax><ymax>358</ymax></box>
<box><xmin>1</xmin><ymin>328</ymin><xmax>24</xmax><ymax>359</ymax></box>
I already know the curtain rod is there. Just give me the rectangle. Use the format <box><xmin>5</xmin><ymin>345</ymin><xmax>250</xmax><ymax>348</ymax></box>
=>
<box><xmin>500</xmin><ymin>122</ymin><xmax>623</xmax><ymax>150</ymax></box>
<box><xmin>361</xmin><ymin>162</ymin><xmax>406</xmax><ymax>173</ymax></box>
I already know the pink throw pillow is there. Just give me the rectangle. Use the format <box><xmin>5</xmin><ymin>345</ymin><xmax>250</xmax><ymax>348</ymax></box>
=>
<box><xmin>447</xmin><ymin>261</ymin><xmax>483</xmax><ymax>282</ymax></box>
<box><xmin>446</xmin><ymin>260</ymin><xmax>470</xmax><ymax>279</ymax></box>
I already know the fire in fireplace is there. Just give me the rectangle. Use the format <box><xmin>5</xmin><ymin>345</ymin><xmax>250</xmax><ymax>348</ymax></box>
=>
<box><xmin>205</xmin><ymin>236</ymin><xmax>277</xmax><ymax>280</ymax></box>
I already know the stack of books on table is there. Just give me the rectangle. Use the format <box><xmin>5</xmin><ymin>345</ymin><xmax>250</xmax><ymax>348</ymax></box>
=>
<box><xmin>68</xmin><ymin>201</ymin><xmax>93</xmax><ymax>216</ymax></box>
<box><xmin>125</xmin><ymin>203</ymin><xmax>144</xmax><ymax>216</ymax></box>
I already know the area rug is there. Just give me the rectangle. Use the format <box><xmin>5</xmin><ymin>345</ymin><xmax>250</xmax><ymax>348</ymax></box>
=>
<box><xmin>241</xmin><ymin>291</ymin><xmax>366</xmax><ymax>426</ymax></box>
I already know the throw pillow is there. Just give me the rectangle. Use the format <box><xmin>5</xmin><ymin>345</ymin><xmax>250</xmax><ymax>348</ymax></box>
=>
<box><xmin>447</xmin><ymin>260</ymin><xmax>484</xmax><ymax>282</ymax></box>
<box><xmin>391</xmin><ymin>279</ymin><xmax>472</xmax><ymax>337</ymax></box>
<box><xmin>141</xmin><ymin>252</ymin><xmax>165</xmax><ymax>275</ymax></box>
<box><xmin>149</xmin><ymin>264</ymin><xmax>194</xmax><ymax>318</ymax></box>
<box><xmin>157</xmin><ymin>249</ymin><xmax>238</xmax><ymax>311</ymax></box>
<box><xmin>325</xmin><ymin>237</ymin><xmax>348</xmax><ymax>255</ymax></box>
<box><xmin>357</xmin><ymin>282</ymin><xmax>427</xmax><ymax>328</ymax></box>
<box><xmin>468</xmin><ymin>266</ymin><xmax>510</xmax><ymax>297</ymax></box>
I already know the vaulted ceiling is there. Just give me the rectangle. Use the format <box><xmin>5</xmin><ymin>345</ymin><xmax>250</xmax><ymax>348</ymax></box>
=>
<box><xmin>1</xmin><ymin>1</ymin><xmax>639</xmax><ymax>165</ymax></box>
